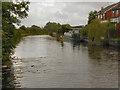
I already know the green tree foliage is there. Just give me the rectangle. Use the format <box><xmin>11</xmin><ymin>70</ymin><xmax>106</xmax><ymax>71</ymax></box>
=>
<box><xmin>2</xmin><ymin>1</ymin><xmax>30</xmax><ymax>64</ymax></box>
<box><xmin>0</xmin><ymin>1</ymin><xmax>2</xmax><ymax>65</ymax></box>
<box><xmin>18</xmin><ymin>23</ymin><xmax>71</xmax><ymax>36</ymax></box>
<box><xmin>20</xmin><ymin>25</ymin><xmax>26</xmax><ymax>30</ymax></box>
<box><xmin>43</xmin><ymin>22</ymin><xmax>71</xmax><ymax>35</ymax></box>
<box><xmin>57</xmin><ymin>24</ymin><xmax>71</xmax><ymax>35</ymax></box>
<box><xmin>80</xmin><ymin>27</ymin><xmax>88</xmax><ymax>37</ymax></box>
<box><xmin>18</xmin><ymin>24</ymin><xmax>55</xmax><ymax>36</ymax></box>
<box><xmin>88</xmin><ymin>10</ymin><xmax>97</xmax><ymax>24</ymax></box>
<box><xmin>84</xmin><ymin>19</ymin><xmax>115</xmax><ymax>43</ymax></box>
<box><xmin>61</xmin><ymin>24</ymin><xmax>71</xmax><ymax>33</ymax></box>
<box><xmin>44</xmin><ymin>22</ymin><xmax>61</xmax><ymax>34</ymax></box>
<box><xmin>108</xmin><ymin>23</ymin><xmax>116</xmax><ymax>38</ymax></box>
<box><xmin>26</xmin><ymin>25</ymin><xmax>43</xmax><ymax>35</ymax></box>
<box><xmin>72</xmin><ymin>25</ymin><xmax>83</xmax><ymax>28</ymax></box>
<box><xmin>2</xmin><ymin>1</ymin><xmax>30</xmax><ymax>88</ymax></box>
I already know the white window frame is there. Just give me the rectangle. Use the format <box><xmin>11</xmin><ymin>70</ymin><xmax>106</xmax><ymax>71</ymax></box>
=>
<box><xmin>113</xmin><ymin>10</ymin><xmax>115</xmax><ymax>14</ymax></box>
<box><xmin>116</xmin><ymin>10</ymin><xmax>118</xmax><ymax>15</ymax></box>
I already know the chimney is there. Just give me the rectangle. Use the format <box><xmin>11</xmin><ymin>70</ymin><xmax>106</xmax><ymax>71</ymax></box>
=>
<box><xmin>101</xmin><ymin>7</ymin><xmax>104</xmax><ymax>10</ymax></box>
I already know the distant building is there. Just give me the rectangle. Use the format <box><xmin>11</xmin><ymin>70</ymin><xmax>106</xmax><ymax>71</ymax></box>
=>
<box><xmin>94</xmin><ymin>2</ymin><xmax>120</xmax><ymax>37</ymax></box>
<box><xmin>64</xmin><ymin>28</ymin><xmax>82</xmax><ymax>37</ymax></box>
<box><xmin>64</xmin><ymin>31</ymin><xmax>72</xmax><ymax>37</ymax></box>
<box><xmin>71</xmin><ymin>28</ymin><xmax>82</xmax><ymax>34</ymax></box>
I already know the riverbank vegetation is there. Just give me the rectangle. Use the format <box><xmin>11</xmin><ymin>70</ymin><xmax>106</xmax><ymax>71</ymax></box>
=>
<box><xmin>19</xmin><ymin>22</ymin><xmax>71</xmax><ymax>41</ymax></box>
<box><xmin>80</xmin><ymin>10</ymin><xmax>120</xmax><ymax>45</ymax></box>
<box><xmin>2</xmin><ymin>1</ymin><xmax>30</xmax><ymax>65</ymax></box>
<box><xmin>88</xmin><ymin>19</ymin><xmax>115</xmax><ymax>42</ymax></box>
<box><xmin>2</xmin><ymin>1</ymin><xmax>30</xmax><ymax>88</ymax></box>
<box><xmin>17</xmin><ymin>22</ymin><xmax>71</xmax><ymax>41</ymax></box>
<box><xmin>80</xmin><ymin>19</ymin><xmax>116</xmax><ymax>44</ymax></box>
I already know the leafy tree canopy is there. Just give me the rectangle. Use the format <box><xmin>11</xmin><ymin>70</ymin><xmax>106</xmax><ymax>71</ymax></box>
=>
<box><xmin>72</xmin><ymin>25</ymin><xmax>83</xmax><ymax>28</ymax></box>
<box><xmin>44</xmin><ymin>22</ymin><xmax>61</xmax><ymax>33</ymax></box>
<box><xmin>88</xmin><ymin>10</ymin><xmax>97</xmax><ymax>24</ymax></box>
<box><xmin>2</xmin><ymin>1</ymin><xmax>30</xmax><ymax>61</ymax></box>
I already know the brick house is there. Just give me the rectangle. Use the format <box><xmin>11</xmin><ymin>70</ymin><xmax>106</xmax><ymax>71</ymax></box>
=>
<box><xmin>95</xmin><ymin>2</ymin><xmax>120</xmax><ymax>37</ymax></box>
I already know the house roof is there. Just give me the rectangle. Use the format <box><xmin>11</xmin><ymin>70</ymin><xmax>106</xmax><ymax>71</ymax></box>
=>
<box><xmin>95</xmin><ymin>2</ymin><xmax>120</xmax><ymax>16</ymax></box>
<box><xmin>111</xmin><ymin>2</ymin><xmax>120</xmax><ymax>10</ymax></box>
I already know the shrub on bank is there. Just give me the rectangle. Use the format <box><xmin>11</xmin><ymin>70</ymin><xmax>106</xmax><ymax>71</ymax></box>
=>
<box><xmin>81</xmin><ymin>19</ymin><xmax>115</xmax><ymax>43</ymax></box>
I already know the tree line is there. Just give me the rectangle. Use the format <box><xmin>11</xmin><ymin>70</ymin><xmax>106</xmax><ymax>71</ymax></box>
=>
<box><xmin>18</xmin><ymin>22</ymin><xmax>71</xmax><ymax>36</ymax></box>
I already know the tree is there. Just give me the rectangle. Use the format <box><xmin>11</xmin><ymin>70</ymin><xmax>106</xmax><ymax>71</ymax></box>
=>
<box><xmin>28</xmin><ymin>25</ymin><xmax>42</xmax><ymax>34</ymax></box>
<box><xmin>86</xmin><ymin>19</ymin><xmax>116</xmax><ymax>43</ymax></box>
<box><xmin>2</xmin><ymin>1</ymin><xmax>30</xmax><ymax>88</ymax></box>
<box><xmin>61</xmin><ymin>24</ymin><xmax>71</xmax><ymax>34</ymax></box>
<box><xmin>20</xmin><ymin>25</ymin><xmax>26</xmax><ymax>30</ymax></box>
<box><xmin>72</xmin><ymin>25</ymin><xmax>83</xmax><ymax>28</ymax></box>
<box><xmin>2</xmin><ymin>1</ymin><xmax>30</xmax><ymax>62</ymax></box>
<box><xmin>44</xmin><ymin>22</ymin><xmax>61</xmax><ymax>33</ymax></box>
<box><xmin>88</xmin><ymin>10</ymin><xmax>97</xmax><ymax>24</ymax></box>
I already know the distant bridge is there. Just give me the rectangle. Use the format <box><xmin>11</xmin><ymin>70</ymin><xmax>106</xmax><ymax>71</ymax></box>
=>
<box><xmin>71</xmin><ymin>28</ymin><xmax>82</xmax><ymax>34</ymax></box>
<box><xmin>71</xmin><ymin>28</ymin><xmax>82</xmax><ymax>30</ymax></box>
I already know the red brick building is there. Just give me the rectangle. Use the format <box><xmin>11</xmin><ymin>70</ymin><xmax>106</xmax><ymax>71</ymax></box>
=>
<box><xmin>95</xmin><ymin>2</ymin><xmax>120</xmax><ymax>37</ymax></box>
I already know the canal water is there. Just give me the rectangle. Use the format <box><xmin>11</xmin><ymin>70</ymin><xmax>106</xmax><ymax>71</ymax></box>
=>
<box><xmin>11</xmin><ymin>35</ymin><xmax>118</xmax><ymax>88</ymax></box>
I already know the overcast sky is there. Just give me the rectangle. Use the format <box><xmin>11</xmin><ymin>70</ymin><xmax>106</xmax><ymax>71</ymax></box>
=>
<box><xmin>20</xmin><ymin>2</ymin><xmax>114</xmax><ymax>27</ymax></box>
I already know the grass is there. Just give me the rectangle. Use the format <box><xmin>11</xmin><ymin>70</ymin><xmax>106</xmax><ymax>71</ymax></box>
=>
<box><xmin>110</xmin><ymin>38</ymin><xmax>120</xmax><ymax>41</ymax></box>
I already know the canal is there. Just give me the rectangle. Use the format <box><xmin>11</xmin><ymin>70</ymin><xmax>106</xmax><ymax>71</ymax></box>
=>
<box><xmin>11</xmin><ymin>35</ymin><xmax>118</xmax><ymax>88</ymax></box>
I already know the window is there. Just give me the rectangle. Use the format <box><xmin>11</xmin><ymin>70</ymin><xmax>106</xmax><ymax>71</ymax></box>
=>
<box><xmin>116</xmin><ymin>10</ymin><xmax>118</xmax><ymax>15</ymax></box>
<box><xmin>101</xmin><ymin>14</ymin><xmax>103</xmax><ymax>19</ymax></box>
<box><xmin>118</xmin><ymin>16</ymin><xmax>120</xmax><ymax>23</ymax></box>
<box><xmin>113</xmin><ymin>10</ymin><xmax>115</xmax><ymax>14</ymax></box>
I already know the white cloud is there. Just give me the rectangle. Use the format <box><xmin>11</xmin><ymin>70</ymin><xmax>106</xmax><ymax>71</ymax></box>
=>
<box><xmin>21</xmin><ymin>2</ymin><xmax>114</xmax><ymax>27</ymax></box>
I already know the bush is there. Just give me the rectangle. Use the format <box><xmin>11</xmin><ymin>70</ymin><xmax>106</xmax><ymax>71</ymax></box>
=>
<box><xmin>85</xmin><ymin>19</ymin><xmax>115</xmax><ymax>43</ymax></box>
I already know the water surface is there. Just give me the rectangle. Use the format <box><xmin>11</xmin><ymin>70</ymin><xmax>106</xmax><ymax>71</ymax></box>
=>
<box><xmin>11</xmin><ymin>35</ymin><xmax>118</xmax><ymax>88</ymax></box>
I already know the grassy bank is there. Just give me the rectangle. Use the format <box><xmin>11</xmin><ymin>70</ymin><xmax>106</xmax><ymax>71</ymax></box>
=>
<box><xmin>110</xmin><ymin>38</ymin><xmax>120</xmax><ymax>41</ymax></box>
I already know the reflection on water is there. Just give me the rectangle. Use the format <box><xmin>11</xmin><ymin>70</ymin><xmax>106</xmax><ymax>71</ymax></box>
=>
<box><xmin>88</xmin><ymin>46</ymin><xmax>118</xmax><ymax>88</ymax></box>
<box><xmin>11</xmin><ymin>35</ymin><xmax>118</xmax><ymax>88</ymax></box>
